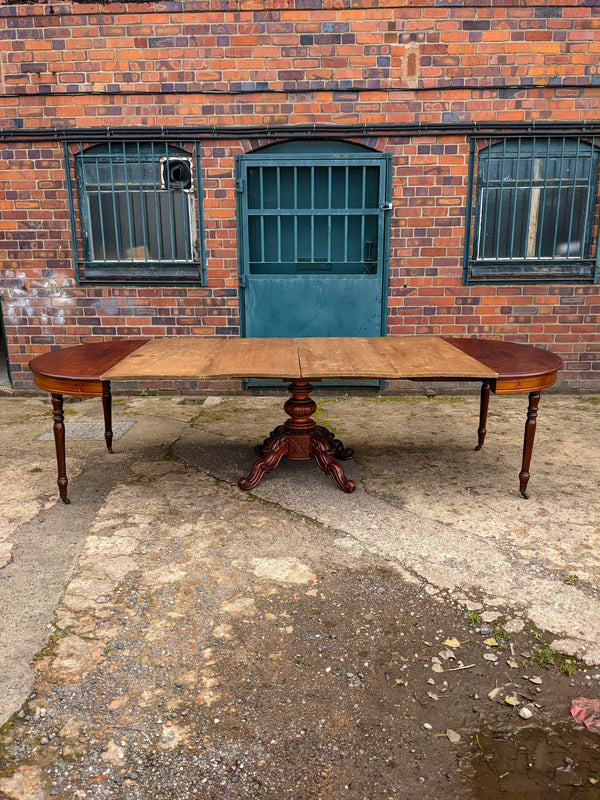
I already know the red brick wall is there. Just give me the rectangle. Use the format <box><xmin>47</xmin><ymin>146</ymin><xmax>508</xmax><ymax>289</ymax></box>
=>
<box><xmin>0</xmin><ymin>1</ymin><xmax>599</xmax><ymax>391</ymax></box>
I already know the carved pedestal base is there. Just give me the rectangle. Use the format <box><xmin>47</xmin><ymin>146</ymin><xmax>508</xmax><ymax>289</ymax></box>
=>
<box><xmin>238</xmin><ymin>381</ymin><xmax>356</xmax><ymax>493</ymax></box>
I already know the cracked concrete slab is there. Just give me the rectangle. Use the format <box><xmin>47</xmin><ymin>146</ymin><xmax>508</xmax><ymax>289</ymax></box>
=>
<box><xmin>0</xmin><ymin>389</ymin><xmax>598</xmax><ymax>734</ymax></box>
<box><xmin>174</xmin><ymin>392</ymin><xmax>600</xmax><ymax>663</ymax></box>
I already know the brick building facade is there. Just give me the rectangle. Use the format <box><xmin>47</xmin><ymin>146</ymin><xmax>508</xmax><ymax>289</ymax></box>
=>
<box><xmin>0</xmin><ymin>0</ymin><xmax>598</xmax><ymax>392</ymax></box>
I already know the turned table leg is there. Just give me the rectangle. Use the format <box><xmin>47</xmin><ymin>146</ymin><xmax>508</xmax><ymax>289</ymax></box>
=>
<box><xmin>475</xmin><ymin>380</ymin><xmax>491</xmax><ymax>451</ymax></box>
<box><xmin>101</xmin><ymin>380</ymin><xmax>114</xmax><ymax>453</ymax></box>
<box><xmin>51</xmin><ymin>393</ymin><xmax>70</xmax><ymax>504</ymax></box>
<box><xmin>519</xmin><ymin>391</ymin><xmax>540</xmax><ymax>499</ymax></box>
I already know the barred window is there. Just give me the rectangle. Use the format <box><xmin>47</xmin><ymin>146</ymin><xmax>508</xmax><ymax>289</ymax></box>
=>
<box><xmin>466</xmin><ymin>137</ymin><xmax>599</xmax><ymax>283</ymax></box>
<box><xmin>73</xmin><ymin>142</ymin><xmax>204</xmax><ymax>283</ymax></box>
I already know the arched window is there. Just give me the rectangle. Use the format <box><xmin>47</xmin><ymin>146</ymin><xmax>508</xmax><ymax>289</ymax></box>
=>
<box><xmin>466</xmin><ymin>137</ymin><xmax>599</xmax><ymax>282</ymax></box>
<box><xmin>74</xmin><ymin>142</ymin><xmax>203</xmax><ymax>283</ymax></box>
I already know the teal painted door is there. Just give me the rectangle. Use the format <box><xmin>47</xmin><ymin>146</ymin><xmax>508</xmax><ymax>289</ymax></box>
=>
<box><xmin>237</xmin><ymin>150</ymin><xmax>391</xmax><ymax>340</ymax></box>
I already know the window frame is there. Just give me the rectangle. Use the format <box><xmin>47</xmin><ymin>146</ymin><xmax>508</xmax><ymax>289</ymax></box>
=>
<box><xmin>464</xmin><ymin>135</ymin><xmax>600</xmax><ymax>284</ymax></box>
<box><xmin>67</xmin><ymin>141</ymin><xmax>205</xmax><ymax>285</ymax></box>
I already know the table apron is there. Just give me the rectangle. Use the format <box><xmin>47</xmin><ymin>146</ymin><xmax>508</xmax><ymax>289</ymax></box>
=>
<box><xmin>32</xmin><ymin>374</ymin><xmax>105</xmax><ymax>397</ymax></box>
<box><xmin>493</xmin><ymin>373</ymin><xmax>558</xmax><ymax>395</ymax></box>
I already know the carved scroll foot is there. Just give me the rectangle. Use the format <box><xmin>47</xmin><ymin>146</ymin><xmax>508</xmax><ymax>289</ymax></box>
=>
<box><xmin>255</xmin><ymin>425</ymin><xmax>286</xmax><ymax>456</ymax></box>
<box><xmin>239</xmin><ymin>434</ymin><xmax>289</xmax><ymax>491</ymax></box>
<box><xmin>314</xmin><ymin>425</ymin><xmax>354</xmax><ymax>461</ymax></box>
<box><xmin>311</xmin><ymin>432</ymin><xmax>356</xmax><ymax>493</ymax></box>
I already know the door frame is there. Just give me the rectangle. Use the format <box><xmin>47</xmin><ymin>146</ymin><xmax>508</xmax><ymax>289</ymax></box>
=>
<box><xmin>235</xmin><ymin>141</ymin><xmax>392</xmax><ymax>340</ymax></box>
<box><xmin>0</xmin><ymin>298</ymin><xmax>11</xmax><ymax>387</ymax></box>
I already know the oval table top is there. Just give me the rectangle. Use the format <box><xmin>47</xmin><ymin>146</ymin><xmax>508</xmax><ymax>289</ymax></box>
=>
<box><xmin>29</xmin><ymin>336</ymin><xmax>562</xmax><ymax>395</ymax></box>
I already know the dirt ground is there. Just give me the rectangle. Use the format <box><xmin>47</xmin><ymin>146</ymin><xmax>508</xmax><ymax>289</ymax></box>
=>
<box><xmin>0</xmin><ymin>390</ymin><xmax>599</xmax><ymax>799</ymax></box>
<box><xmin>2</xmin><ymin>568</ymin><xmax>600</xmax><ymax>799</ymax></box>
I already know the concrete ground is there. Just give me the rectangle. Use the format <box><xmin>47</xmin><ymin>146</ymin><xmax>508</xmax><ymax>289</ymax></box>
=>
<box><xmin>1</xmin><ymin>387</ymin><xmax>599</xmax><ymax>720</ymax></box>
<box><xmin>0</xmin><ymin>388</ymin><xmax>598</xmax><ymax>797</ymax></box>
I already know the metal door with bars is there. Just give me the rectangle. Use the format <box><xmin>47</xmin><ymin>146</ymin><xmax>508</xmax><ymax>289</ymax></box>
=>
<box><xmin>236</xmin><ymin>144</ymin><xmax>391</xmax><ymax>340</ymax></box>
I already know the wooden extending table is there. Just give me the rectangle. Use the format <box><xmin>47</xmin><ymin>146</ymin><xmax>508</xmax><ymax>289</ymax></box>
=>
<box><xmin>29</xmin><ymin>336</ymin><xmax>562</xmax><ymax>503</ymax></box>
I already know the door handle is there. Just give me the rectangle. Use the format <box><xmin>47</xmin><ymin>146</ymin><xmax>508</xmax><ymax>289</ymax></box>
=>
<box><xmin>380</xmin><ymin>202</ymin><xmax>393</xmax><ymax>211</ymax></box>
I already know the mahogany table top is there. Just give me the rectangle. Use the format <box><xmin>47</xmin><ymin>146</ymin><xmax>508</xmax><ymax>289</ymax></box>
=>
<box><xmin>29</xmin><ymin>339</ymin><xmax>148</xmax><ymax>382</ymax></box>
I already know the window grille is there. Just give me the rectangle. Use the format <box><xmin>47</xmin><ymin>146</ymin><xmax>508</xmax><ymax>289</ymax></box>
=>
<box><xmin>245</xmin><ymin>162</ymin><xmax>381</xmax><ymax>275</ymax></box>
<box><xmin>465</xmin><ymin>136</ymin><xmax>599</xmax><ymax>282</ymax></box>
<box><xmin>72</xmin><ymin>142</ymin><xmax>204</xmax><ymax>283</ymax></box>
